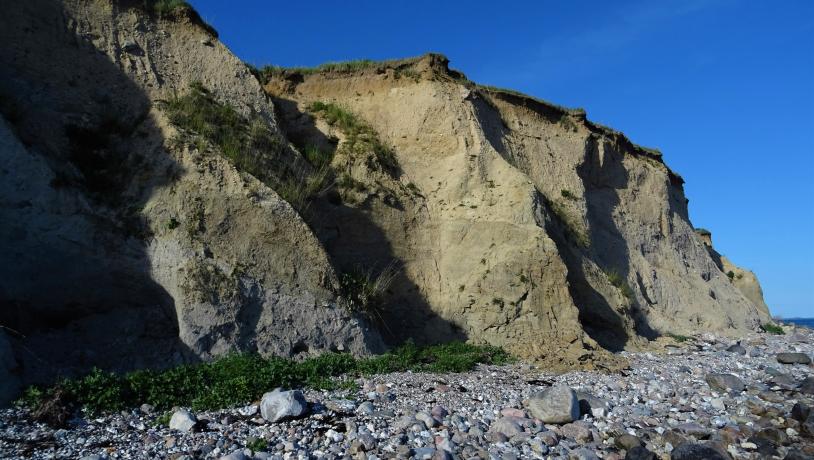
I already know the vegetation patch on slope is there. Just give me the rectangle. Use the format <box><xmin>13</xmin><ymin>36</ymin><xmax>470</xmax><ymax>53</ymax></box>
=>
<box><xmin>307</xmin><ymin>101</ymin><xmax>399</xmax><ymax>175</ymax></box>
<box><xmin>163</xmin><ymin>82</ymin><xmax>329</xmax><ymax>212</ymax></box>
<box><xmin>18</xmin><ymin>342</ymin><xmax>510</xmax><ymax>414</ymax></box>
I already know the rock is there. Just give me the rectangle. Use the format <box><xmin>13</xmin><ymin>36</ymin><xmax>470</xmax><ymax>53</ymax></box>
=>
<box><xmin>500</xmin><ymin>407</ymin><xmax>526</xmax><ymax>418</ymax></box>
<box><xmin>785</xmin><ymin>449</ymin><xmax>813</xmax><ymax>460</ymax></box>
<box><xmin>218</xmin><ymin>451</ymin><xmax>250</xmax><ymax>460</ymax></box>
<box><xmin>260</xmin><ymin>389</ymin><xmax>307</xmax><ymax>422</ymax></box>
<box><xmin>705</xmin><ymin>373</ymin><xmax>745</xmax><ymax>392</ymax></box>
<box><xmin>671</xmin><ymin>442</ymin><xmax>731</xmax><ymax>460</ymax></box>
<box><xmin>756</xmin><ymin>428</ymin><xmax>789</xmax><ymax>446</ymax></box>
<box><xmin>676</xmin><ymin>423</ymin><xmax>712</xmax><ymax>439</ymax></box>
<box><xmin>561</xmin><ymin>422</ymin><xmax>593</xmax><ymax>443</ymax></box>
<box><xmin>725</xmin><ymin>344</ymin><xmax>746</xmax><ymax>355</ymax></box>
<box><xmin>625</xmin><ymin>446</ymin><xmax>656</xmax><ymax>460</ymax></box>
<box><xmin>430</xmin><ymin>405</ymin><xmax>448</xmax><ymax>418</ymax></box>
<box><xmin>799</xmin><ymin>376</ymin><xmax>814</xmax><ymax>394</ymax></box>
<box><xmin>802</xmin><ymin>414</ymin><xmax>814</xmax><ymax>438</ymax></box>
<box><xmin>791</xmin><ymin>403</ymin><xmax>811</xmax><ymax>422</ymax></box>
<box><xmin>615</xmin><ymin>434</ymin><xmax>643</xmax><ymax>451</ymax></box>
<box><xmin>324</xmin><ymin>399</ymin><xmax>356</xmax><ymax>414</ymax></box>
<box><xmin>169</xmin><ymin>409</ymin><xmax>197</xmax><ymax>432</ymax></box>
<box><xmin>80</xmin><ymin>455</ymin><xmax>109</xmax><ymax>460</ymax></box>
<box><xmin>489</xmin><ymin>417</ymin><xmax>524</xmax><ymax>437</ymax></box>
<box><xmin>526</xmin><ymin>385</ymin><xmax>580</xmax><ymax>424</ymax></box>
<box><xmin>776</xmin><ymin>353</ymin><xmax>812</xmax><ymax>365</ymax></box>
<box><xmin>415</xmin><ymin>411</ymin><xmax>437</xmax><ymax>429</ymax></box>
<box><xmin>569</xmin><ymin>448</ymin><xmax>600</xmax><ymax>460</ymax></box>
<box><xmin>355</xmin><ymin>401</ymin><xmax>375</xmax><ymax>415</ymax></box>
<box><xmin>139</xmin><ymin>403</ymin><xmax>155</xmax><ymax>415</ymax></box>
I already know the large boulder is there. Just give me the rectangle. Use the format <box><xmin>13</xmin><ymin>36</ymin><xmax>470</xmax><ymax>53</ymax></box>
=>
<box><xmin>260</xmin><ymin>389</ymin><xmax>308</xmax><ymax>422</ymax></box>
<box><xmin>705</xmin><ymin>373</ymin><xmax>745</xmax><ymax>392</ymax></box>
<box><xmin>526</xmin><ymin>385</ymin><xmax>580</xmax><ymax>424</ymax></box>
<box><xmin>776</xmin><ymin>353</ymin><xmax>811</xmax><ymax>365</ymax></box>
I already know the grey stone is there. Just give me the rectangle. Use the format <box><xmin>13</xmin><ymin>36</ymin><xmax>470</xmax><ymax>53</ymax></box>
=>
<box><xmin>615</xmin><ymin>434</ymin><xmax>643</xmax><ymax>451</ymax></box>
<box><xmin>625</xmin><ymin>446</ymin><xmax>656</xmax><ymax>460</ymax></box>
<box><xmin>671</xmin><ymin>443</ymin><xmax>731</xmax><ymax>460</ymax></box>
<box><xmin>726</xmin><ymin>344</ymin><xmax>746</xmax><ymax>355</ymax></box>
<box><xmin>776</xmin><ymin>353</ymin><xmax>812</xmax><ymax>365</ymax></box>
<box><xmin>705</xmin><ymin>373</ymin><xmax>745</xmax><ymax>392</ymax></box>
<box><xmin>218</xmin><ymin>451</ymin><xmax>250</xmax><ymax>460</ymax></box>
<box><xmin>260</xmin><ymin>389</ymin><xmax>307</xmax><ymax>422</ymax></box>
<box><xmin>168</xmin><ymin>409</ymin><xmax>197</xmax><ymax>432</ymax></box>
<box><xmin>799</xmin><ymin>376</ymin><xmax>814</xmax><ymax>394</ymax></box>
<box><xmin>489</xmin><ymin>417</ymin><xmax>523</xmax><ymax>437</ymax></box>
<box><xmin>526</xmin><ymin>385</ymin><xmax>580</xmax><ymax>424</ymax></box>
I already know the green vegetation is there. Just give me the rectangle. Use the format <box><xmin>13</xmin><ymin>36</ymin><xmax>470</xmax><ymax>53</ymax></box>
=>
<box><xmin>762</xmin><ymin>323</ymin><xmax>785</xmax><ymax>335</ymax></box>
<box><xmin>17</xmin><ymin>342</ymin><xmax>509</xmax><ymax>414</ymax></box>
<box><xmin>666</xmin><ymin>333</ymin><xmax>692</xmax><ymax>343</ymax></box>
<box><xmin>339</xmin><ymin>264</ymin><xmax>399</xmax><ymax>324</ymax></box>
<box><xmin>163</xmin><ymin>82</ymin><xmax>329</xmax><ymax>212</ymax></box>
<box><xmin>138</xmin><ymin>0</ymin><xmax>218</xmax><ymax>37</ymax></box>
<box><xmin>726</xmin><ymin>270</ymin><xmax>735</xmax><ymax>280</ymax></box>
<box><xmin>546</xmin><ymin>198</ymin><xmax>590</xmax><ymax>248</ymax></box>
<box><xmin>307</xmin><ymin>101</ymin><xmax>398</xmax><ymax>175</ymax></box>
<box><xmin>166</xmin><ymin>217</ymin><xmax>180</xmax><ymax>230</ymax></box>
<box><xmin>146</xmin><ymin>0</ymin><xmax>189</xmax><ymax>15</ymax></box>
<box><xmin>246</xmin><ymin>437</ymin><xmax>268</xmax><ymax>454</ymax></box>
<box><xmin>604</xmin><ymin>268</ymin><xmax>634</xmax><ymax>300</ymax></box>
<box><xmin>560</xmin><ymin>189</ymin><xmax>578</xmax><ymax>200</ymax></box>
<box><xmin>253</xmin><ymin>57</ymin><xmax>423</xmax><ymax>83</ymax></box>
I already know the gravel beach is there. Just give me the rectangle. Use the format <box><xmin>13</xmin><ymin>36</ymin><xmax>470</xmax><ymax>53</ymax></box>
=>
<box><xmin>2</xmin><ymin>327</ymin><xmax>812</xmax><ymax>460</ymax></box>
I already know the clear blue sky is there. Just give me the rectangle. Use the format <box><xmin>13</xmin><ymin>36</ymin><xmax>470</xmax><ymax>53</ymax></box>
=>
<box><xmin>190</xmin><ymin>0</ymin><xmax>814</xmax><ymax>318</ymax></box>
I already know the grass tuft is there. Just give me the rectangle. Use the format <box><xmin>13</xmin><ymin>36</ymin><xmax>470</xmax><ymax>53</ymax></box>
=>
<box><xmin>17</xmin><ymin>342</ymin><xmax>510</xmax><ymax>415</ymax></box>
<box><xmin>604</xmin><ymin>268</ymin><xmax>634</xmax><ymax>300</ymax></box>
<box><xmin>307</xmin><ymin>101</ymin><xmax>398</xmax><ymax>176</ymax></box>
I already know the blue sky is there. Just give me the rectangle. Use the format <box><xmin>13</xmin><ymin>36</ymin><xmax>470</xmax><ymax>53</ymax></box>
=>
<box><xmin>190</xmin><ymin>0</ymin><xmax>814</xmax><ymax>318</ymax></box>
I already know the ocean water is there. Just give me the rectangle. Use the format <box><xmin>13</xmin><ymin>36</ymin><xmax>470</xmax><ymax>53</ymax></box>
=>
<box><xmin>784</xmin><ymin>317</ymin><xmax>814</xmax><ymax>329</ymax></box>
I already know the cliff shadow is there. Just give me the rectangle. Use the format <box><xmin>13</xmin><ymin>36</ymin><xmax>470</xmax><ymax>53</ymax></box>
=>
<box><xmin>0</xmin><ymin>0</ymin><xmax>192</xmax><ymax>390</ymax></box>
<box><xmin>271</xmin><ymin>95</ymin><xmax>466</xmax><ymax>346</ymax></box>
<box><xmin>579</xmin><ymin>137</ymin><xmax>658</xmax><ymax>342</ymax></box>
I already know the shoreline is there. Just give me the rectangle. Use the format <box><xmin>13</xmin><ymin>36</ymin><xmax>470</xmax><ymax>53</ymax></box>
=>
<box><xmin>1</xmin><ymin>326</ymin><xmax>812</xmax><ymax>460</ymax></box>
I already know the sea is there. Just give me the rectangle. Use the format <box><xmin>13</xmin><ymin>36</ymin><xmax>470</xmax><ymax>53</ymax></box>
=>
<box><xmin>784</xmin><ymin>317</ymin><xmax>814</xmax><ymax>329</ymax></box>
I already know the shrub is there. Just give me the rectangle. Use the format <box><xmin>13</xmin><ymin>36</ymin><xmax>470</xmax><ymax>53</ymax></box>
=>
<box><xmin>18</xmin><ymin>342</ymin><xmax>509</xmax><ymax>414</ymax></box>
<box><xmin>307</xmin><ymin>102</ymin><xmax>398</xmax><ymax>175</ymax></box>
<box><xmin>605</xmin><ymin>268</ymin><xmax>634</xmax><ymax>300</ymax></box>
<box><xmin>339</xmin><ymin>263</ymin><xmax>398</xmax><ymax>323</ymax></box>
<box><xmin>726</xmin><ymin>271</ymin><xmax>735</xmax><ymax>280</ymax></box>
<box><xmin>560</xmin><ymin>189</ymin><xmax>578</xmax><ymax>200</ymax></box>
<box><xmin>666</xmin><ymin>333</ymin><xmax>692</xmax><ymax>343</ymax></box>
<box><xmin>762</xmin><ymin>323</ymin><xmax>784</xmax><ymax>335</ymax></box>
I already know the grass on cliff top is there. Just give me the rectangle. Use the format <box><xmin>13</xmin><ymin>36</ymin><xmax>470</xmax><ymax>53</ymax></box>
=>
<box><xmin>18</xmin><ymin>342</ymin><xmax>509</xmax><ymax>415</ymax></box>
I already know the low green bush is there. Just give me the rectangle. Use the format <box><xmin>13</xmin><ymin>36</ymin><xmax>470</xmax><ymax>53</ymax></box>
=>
<box><xmin>762</xmin><ymin>323</ymin><xmax>784</xmax><ymax>335</ymax></box>
<box><xmin>18</xmin><ymin>342</ymin><xmax>510</xmax><ymax>414</ymax></box>
<box><xmin>604</xmin><ymin>268</ymin><xmax>634</xmax><ymax>299</ymax></box>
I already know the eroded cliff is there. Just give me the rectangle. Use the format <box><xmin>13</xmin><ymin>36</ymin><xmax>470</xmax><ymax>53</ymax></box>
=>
<box><xmin>0</xmin><ymin>1</ymin><xmax>771</xmax><ymax>404</ymax></box>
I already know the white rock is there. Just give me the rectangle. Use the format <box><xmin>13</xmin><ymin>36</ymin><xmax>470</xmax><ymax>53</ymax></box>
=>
<box><xmin>169</xmin><ymin>409</ymin><xmax>197</xmax><ymax>432</ymax></box>
<box><xmin>260</xmin><ymin>389</ymin><xmax>308</xmax><ymax>422</ymax></box>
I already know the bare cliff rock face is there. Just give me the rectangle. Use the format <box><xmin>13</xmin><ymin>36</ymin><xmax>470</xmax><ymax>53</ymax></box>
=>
<box><xmin>0</xmin><ymin>2</ymin><xmax>770</xmax><ymax>403</ymax></box>
<box><xmin>263</xmin><ymin>54</ymin><xmax>770</xmax><ymax>363</ymax></box>
<box><xmin>0</xmin><ymin>0</ymin><xmax>382</xmax><ymax>404</ymax></box>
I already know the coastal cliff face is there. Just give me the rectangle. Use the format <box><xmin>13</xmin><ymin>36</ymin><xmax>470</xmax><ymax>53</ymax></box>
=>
<box><xmin>0</xmin><ymin>0</ymin><xmax>383</xmax><ymax>403</ymax></box>
<box><xmin>263</xmin><ymin>55</ymin><xmax>770</xmax><ymax>361</ymax></box>
<box><xmin>0</xmin><ymin>1</ymin><xmax>770</xmax><ymax>403</ymax></box>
